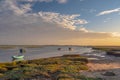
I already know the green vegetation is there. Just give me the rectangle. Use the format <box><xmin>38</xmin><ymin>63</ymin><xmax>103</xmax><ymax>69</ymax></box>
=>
<box><xmin>92</xmin><ymin>47</ymin><xmax>112</xmax><ymax>51</ymax></box>
<box><xmin>0</xmin><ymin>54</ymin><xmax>102</xmax><ymax>80</ymax></box>
<box><xmin>92</xmin><ymin>46</ymin><xmax>120</xmax><ymax>51</ymax></box>
<box><xmin>0</xmin><ymin>46</ymin><xmax>15</xmax><ymax>49</ymax></box>
<box><xmin>0</xmin><ymin>45</ymin><xmax>43</xmax><ymax>49</ymax></box>
<box><xmin>93</xmin><ymin>46</ymin><xmax>120</xmax><ymax>57</ymax></box>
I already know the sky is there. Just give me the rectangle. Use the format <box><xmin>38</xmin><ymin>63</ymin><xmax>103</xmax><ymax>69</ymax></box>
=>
<box><xmin>0</xmin><ymin>0</ymin><xmax>120</xmax><ymax>45</ymax></box>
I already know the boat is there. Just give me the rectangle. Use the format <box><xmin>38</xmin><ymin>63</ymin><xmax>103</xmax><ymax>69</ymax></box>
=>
<box><xmin>12</xmin><ymin>55</ymin><xmax>24</xmax><ymax>61</ymax></box>
<box><xmin>12</xmin><ymin>48</ymin><xmax>26</xmax><ymax>61</ymax></box>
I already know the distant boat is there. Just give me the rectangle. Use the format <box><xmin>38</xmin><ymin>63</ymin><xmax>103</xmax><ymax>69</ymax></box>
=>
<box><xmin>68</xmin><ymin>47</ymin><xmax>73</xmax><ymax>51</ymax></box>
<box><xmin>58</xmin><ymin>48</ymin><xmax>61</xmax><ymax>51</ymax></box>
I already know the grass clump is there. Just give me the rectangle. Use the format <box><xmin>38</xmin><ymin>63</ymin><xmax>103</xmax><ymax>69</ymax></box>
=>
<box><xmin>57</xmin><ymin>73</ymin><xmax>74</xmax><ymax>80</ymax></box>
<box><xmin>4</xmin><ymin>70</ymin><xmax>25</xmax><ymax>80</ymax></box>
<box><xmin>0</xmin><ymin>66</ymin><xmax>7</xmax><ymax>73</ymax></box>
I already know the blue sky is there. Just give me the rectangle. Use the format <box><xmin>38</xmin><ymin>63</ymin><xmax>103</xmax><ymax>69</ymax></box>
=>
<box><xmin>18</xmin><ymin>0</ymin><xmax>120</xmax><ymax>32</ymax></box>
<box><xmin>0</xmin><ymin>0</ymin><xmax>120</xmax><ymax>45</ymax></box>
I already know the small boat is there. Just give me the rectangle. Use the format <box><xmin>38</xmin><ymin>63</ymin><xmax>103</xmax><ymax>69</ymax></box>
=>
<box><xmin>68</xmin><ymin>47</ymin><xmax>73</xmax><ymax>51</ymax></box>
<box><xmin>58</xmin><ymin>48</ymin><xmax>61</xmax><ymax>51</ymax></box>
<box><xmin>12</xmin><ymin>55</ymin><xmax>24</xmax><ymax>61</ymax></box>
<box><xmin>12</xmin><ymin>48</ymin><xmax>26</xmax><ymax>61</ymax></box>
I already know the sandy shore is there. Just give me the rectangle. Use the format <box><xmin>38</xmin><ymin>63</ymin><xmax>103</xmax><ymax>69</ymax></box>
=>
<box><xmin>80</xmin><ymin>55</ymin><xmax>120</xmax><ymax>80</ymax></box>
<box><xmin>87</xmin><ymin>62</ymin><xmax>120</xmax><ymax>71</ymax></box>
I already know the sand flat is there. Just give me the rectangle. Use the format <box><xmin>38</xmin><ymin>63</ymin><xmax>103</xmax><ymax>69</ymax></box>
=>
<box><xmin>87</xmin><ymin>63</ymin><xmax>120</xmax><ymax>71</ymax></box>
<box><xmin>80</xmin><ymin>54</ymin><xmax>120</xmax><ymax>80</ymax></box>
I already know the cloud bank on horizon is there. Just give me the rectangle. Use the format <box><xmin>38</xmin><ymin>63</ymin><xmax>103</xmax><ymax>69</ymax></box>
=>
<box><xmin>0</xmin><ymin>0</ymin><xmax>120</xmax><ymax>45</ymax></box>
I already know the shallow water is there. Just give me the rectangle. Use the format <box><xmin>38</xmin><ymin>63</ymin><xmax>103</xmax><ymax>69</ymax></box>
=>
<box><xmin>0</xmin><ymin>46</ymin><xmax>104</xmax><ymax>62</ymax></box>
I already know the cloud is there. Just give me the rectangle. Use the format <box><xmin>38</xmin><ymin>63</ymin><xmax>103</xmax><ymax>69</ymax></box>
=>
<box><xmin>18</xmin><ymin>0</ymin><xmax>53</xmax><ymax>2</ymax></box>
<box><xmin>0</xmin><ymin>0</ymin><xmax>87</xmax><ymax>30</ymax></box>
<box><xmin>19</xmin><ymin>0</ymin><xmax>68</xmax><ymax>4</ymax></box>
<box><xmin>56</xmin><ymin>0</ymin><xmax>67</xmax><ymax>3</ymax></box>
<box><xmin>38</xmin><ymin>12</ymin><xmax>87</xmax><ymax>30</ymax></box>
<box><xmin>0</xmin><ymin>13</ymin><xmax>118</xmax><ymax>45</ymax></box>
<box><xmin>0</xmin><ymin>0</ymin><xmax>120</xmax><ymax>45</ymax></box>
<box><xmin>89</xmin><ymin>9</ymin><xmax>96</xmax><ymax>13</ymax></box>
<box><xmin>0</xmin><ymin>14</ymin><xmax>113</xmax><ymax>45</ymax></box>
<box><xmin>103</xmin><ymin>18</ymin><xmax>112</xmax><ymax>23</ymax></box>
<box><xmin>112</xmin><ymin>32</ymin><xmax>120</xmax><ymax>37</ymax></box>
<box><xmin>79</xmin><ymin>27</ymin><xmax>89</xmax><ymax>32</ymax></box>
<box><xmin>80</xmin><ymin>0</ymin><xmax>84</xmax><ymax>2</ymax></box>
<box><xmin>0</xmin><ymin>0</ymin><xmax>32</xmax><ymax>15</ymax></box>
<box><xmin>97</xmin><ymin>8</ymin><xmax>120</xmax><ymax>16</ymax></box>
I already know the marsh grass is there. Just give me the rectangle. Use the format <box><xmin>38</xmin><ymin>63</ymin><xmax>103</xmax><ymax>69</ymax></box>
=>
<box><xmin>0</xmin><ymin>55</ymin><xmax>101</xmax><ymax>80</ymax></box>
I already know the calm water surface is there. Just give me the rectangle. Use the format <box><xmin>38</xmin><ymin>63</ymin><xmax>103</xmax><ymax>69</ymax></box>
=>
<box><xmin>0</xmin><ymin>46</ymin><xmax>94</xmax><ymax>62</ymax></box>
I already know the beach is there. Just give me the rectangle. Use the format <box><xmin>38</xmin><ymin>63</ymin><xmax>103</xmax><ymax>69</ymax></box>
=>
<box><xmin>0</xmin><ymin>46</ymin><xmax>120</xmax><ymax>80</ymax></box>
<box><xmin>81</xmin><ymin>52</ymin><xmax>120</xmax><ymax>80</ymax></box>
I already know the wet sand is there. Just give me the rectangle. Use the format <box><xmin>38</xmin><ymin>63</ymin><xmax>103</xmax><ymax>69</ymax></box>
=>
<box><xmin>87</xmin><ymin>62</ymin><xmax>120</xmax><ymax>71</ymax></box>
<box><xmin>80</xmin><ymin>55</ymin><xmax>120</xmax><ymax>80</ymax></box>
